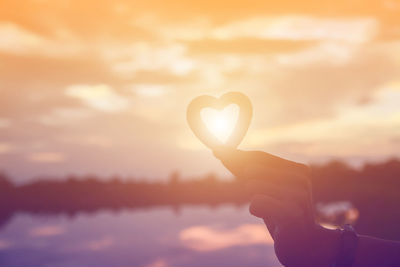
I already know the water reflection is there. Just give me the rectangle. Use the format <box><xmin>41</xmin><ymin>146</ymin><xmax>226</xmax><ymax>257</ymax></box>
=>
<box><xmin>0</xmin><ymin>205</ymin><xmax>282</xmax><ymax>267</ymax></box>
<box><xmin>29</xmin><ymin>225</ymin><xmax>66</xmax><ymax>237</ymax></box>
<box><xmin>180</xmin><ymin>224</ymin><xmax>273</xmax><ymax>252</ymax></box>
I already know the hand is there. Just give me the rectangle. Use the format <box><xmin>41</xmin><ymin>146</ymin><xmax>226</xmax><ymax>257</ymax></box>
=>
<box><xmin>214</xmin><ymin>148</ymin><xmax>340</xmax><ymax>267</ymax></box>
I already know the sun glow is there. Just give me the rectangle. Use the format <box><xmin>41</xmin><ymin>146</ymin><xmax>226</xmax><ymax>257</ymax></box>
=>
<box><xmin>201</xmin><ymin>104</ymin><xmax>239</xmax><ymax>143</ymax></box>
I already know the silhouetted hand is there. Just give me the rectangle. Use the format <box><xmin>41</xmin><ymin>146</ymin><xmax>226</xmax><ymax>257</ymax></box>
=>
<box><xmin>214</xmin><ymin>148</ymin><xmax>339</xmax><ymax>267</ymax></box>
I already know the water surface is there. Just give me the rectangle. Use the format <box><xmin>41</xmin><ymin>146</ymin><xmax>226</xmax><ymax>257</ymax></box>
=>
<box><xmin>0</xmin><ymin>205</ymin><xmax>281</xmax><ymax>267</ymax></box>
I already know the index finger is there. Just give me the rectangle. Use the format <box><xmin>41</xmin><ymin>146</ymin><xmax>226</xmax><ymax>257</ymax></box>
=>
<box><xmin>213</xmin><ymin>147</ymin><xmax>310</xmax><ymax>178</ymax></box>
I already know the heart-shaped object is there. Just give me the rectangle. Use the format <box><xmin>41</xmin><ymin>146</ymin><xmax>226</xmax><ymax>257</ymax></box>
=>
<box><xmin>187</xmin><ymin>92</ymin><xmax>253</xmax><ymax>149</ymax></box>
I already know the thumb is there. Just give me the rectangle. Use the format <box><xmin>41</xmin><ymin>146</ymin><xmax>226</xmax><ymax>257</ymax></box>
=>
<box><xmin>249</xmin><ymin>194</ymin><xmax>302</xmax><ymax>226</ymax></box>
<box><xmin>249</xmin><ymin>194</ymin><xmax>287</xmax><ymax>221</ymax></box>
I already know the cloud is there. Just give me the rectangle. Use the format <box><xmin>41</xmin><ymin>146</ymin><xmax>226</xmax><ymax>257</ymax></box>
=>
<box><xmin>245</xmin><ymin>81</ymin><xmax>400</xmax><ymax>162</ymax></box>
<box><xmin>58</xmin><ymin>134</ymin><xmax>113</xmax><ymax>148</ymax></box>
<box><xmin>133</xmin><ymin>15</ymin><xmax>210</xmax><ymax>41</ymax></box>
<box><xmin>0</xmin><ymin>118</ymin><xmax>11</xmax><ymax>128</ymax></box>
<box><xmin>211</xmin><ymin>16</ymin><xmax>378</xmax><ymax>43</ymax></box>
<box><xmin>65</xmin><ymin>84</ymin><xmax>130</xmax><ymax>112</ymax></box>
<box><xmin>38</xmin><ymin>107</ymin><xmax>94</xmax><ymax>126</ymax></box>
<box><xmin>0</xmin><ymin>143</ymin><xmax>14</xmax><ymax>154</ymax></box>
<box><xmin>186</xmin><ymin>38</ymin><xmax>315</xmax><ymax>55</ymax></box>
<box><xmin>1</xmin><ymin>0</ymin><xmax>397</xmax><ymax>43</ymax></box>
<box><xmin>242</xmin><ymin>42</ymin><xmax>400</xmax><ymax>128</ymax></box>
<box><xmin>132</xmin><ymin>84</ymin><xmax>170</xmax><ymax>97</ymax></box>
<box><xmin>180</xmin><ymin>224</ymin><xmax>272</xmax><ymax>251</ymax></box>
<box><xmin>27</xmin><ymin>152</ymin><xmax>66</xmax><ymax>163</ymax></box>
<box><xmin>106</xmin><ymin>43</ymin><xmax>195</xmax><ymax>77</ymax></box>
<box><xmin>0</xmin><ymin>52</ymin><xmax>122</xmax><ymax>121</ymax></box>
<box><xmin>0</xmin><ymin>22</ymin><xmax>82</xmax><ymax>57</ymax></box>
<box><xmin>0</xmin><ymin>23</ymin><xmax>42</xmax><ymax>53</ymax></box>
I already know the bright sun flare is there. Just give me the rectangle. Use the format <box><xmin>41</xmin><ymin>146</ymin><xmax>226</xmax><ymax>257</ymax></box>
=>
<box><xmin>201</xmin><ymin>105</ymin><xmax>239</xmax><ymax>143</ymax></box>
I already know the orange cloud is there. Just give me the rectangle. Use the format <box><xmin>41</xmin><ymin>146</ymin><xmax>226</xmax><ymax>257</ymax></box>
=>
<box><xmin>0</xmin><ymin>143</ymin><xmax>14</xmax><ymax>154</ymax></box>
<box><xmin>186</xmin><ymin>38</ymin><xmax>314</xmax><ymax>55</ymax></box>
<box><xmin>0</xmin><ymin>118</ymin><xmax>11</xmax><ymax>128</ymax></box>
<box><xmin>65</xmin><ymin>84</ymin><xmax>130</xmax><ymax>112</ymax></box>
<box><xmin>28</xmin><ymin>152</ymin><xmax>66</xmax><ymax>163</ymax></box>
<box><xmin>0</xmin><ymin>22</ymin><xmax>82</xmax><ymax>57</ymax></box>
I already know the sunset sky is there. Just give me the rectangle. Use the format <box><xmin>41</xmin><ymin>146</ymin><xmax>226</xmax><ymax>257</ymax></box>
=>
<box><xmin>0</xmin><ymin>0</ymin><xmax>399</xmax><ymax>183</ymax></box>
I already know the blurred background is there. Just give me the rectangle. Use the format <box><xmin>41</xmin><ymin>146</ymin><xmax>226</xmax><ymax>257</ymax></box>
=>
<box><xmin>0</xmin><ymin>0</ymin><xmax>399</xmax><ymax>266</ymax></box>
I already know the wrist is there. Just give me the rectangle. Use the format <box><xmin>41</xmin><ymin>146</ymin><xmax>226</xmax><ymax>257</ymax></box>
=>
<box><xmin>334</xmin><ymin>224</ymin><xmax>359</xmax><ymax>267</ymax></box>
<box><xmin>311</xmin><ymin>226</ymin><xmax>342</xmax><ymax>266</ymax></box>
<box><xmin>274</xmin><ymin>224</ymin><xmax>341</xmax><ymax>267</ymax></box>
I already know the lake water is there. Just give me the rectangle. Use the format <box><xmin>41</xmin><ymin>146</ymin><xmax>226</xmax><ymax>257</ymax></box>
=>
<box><xmin>0</xmin><ymin>205</ymin><xmax>282</xmax><ymax>267</ymax></box>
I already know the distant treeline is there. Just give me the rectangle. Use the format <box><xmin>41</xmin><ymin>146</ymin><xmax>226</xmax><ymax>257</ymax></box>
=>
<box><xmin>1</xmin><ymin>158</ymin><xmax>400</xmax><ymax>240</ymax></box>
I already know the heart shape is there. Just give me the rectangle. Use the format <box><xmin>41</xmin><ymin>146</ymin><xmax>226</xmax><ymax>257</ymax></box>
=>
<box><xmin>187</xmin><ymin>92</ymin><xmax>253</xmax><ymax>149</ymax></box>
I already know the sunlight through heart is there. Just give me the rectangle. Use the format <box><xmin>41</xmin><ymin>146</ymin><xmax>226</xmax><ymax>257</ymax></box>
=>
<box><xmin>187</xmin><ymin>92</ymin><xmax>253</xmax><ymax>149</ymax></box>
<box><xmin>201</xmin><ymin>104</ymin><xmax>239</xmax><ymax>143</ymax></box>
